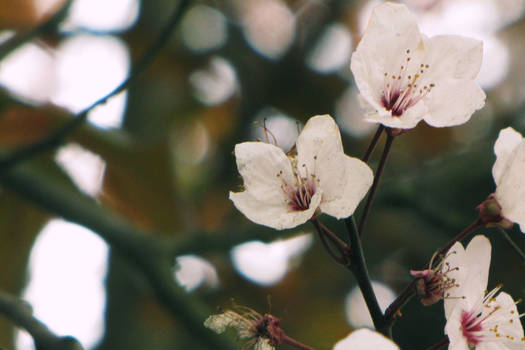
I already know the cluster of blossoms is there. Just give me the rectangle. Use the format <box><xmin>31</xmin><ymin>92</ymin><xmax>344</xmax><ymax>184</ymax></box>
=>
<box><xmin>205</xmin><ymin>2</ymin><xmax>525</xmax><ymax>350</ymax></box>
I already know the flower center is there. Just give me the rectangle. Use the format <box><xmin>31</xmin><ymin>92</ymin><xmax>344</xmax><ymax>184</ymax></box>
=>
<box><xmin>455</xmin><ymin>285</ymin><xmax>525</xmax><ymax>347</ymax></box>
<box><xmin>381</xmin><ymin>49</ymin><xmax>435</xmax><ymax>117</ymax></box>
<box><xmin>278</xmin><ymin>157</ymin><xmax>319</xmax><ymax>212</ymax></box>
<box><xmin>461</xmin><ymin>310</ymin><xmax>484</xmax><ymax>346</ymax></box>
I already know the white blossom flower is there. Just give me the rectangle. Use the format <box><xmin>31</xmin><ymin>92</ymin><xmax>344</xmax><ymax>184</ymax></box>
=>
<box><xmin>350</xmin><ymin>2</ymin><xmax>486</xmax><ymax>129</ymax></box>
<box><xmin>229</xmin><ymin>115</ymin><xmax>373</xmax><ymax>230</ymax></box>
<box><xmin>491</xmin><ymin>127</ymin><xmax>525</xmax><ymax>232</ymax></box>
<box><xmin>443</xmin><ymin>235</ymin><xmax>525</xmax><ymax>350</ymax></box>
<box><xmin>333</xmin><ymin>328</ymin><xmax>399</xmax><ymax>350</ymax></box>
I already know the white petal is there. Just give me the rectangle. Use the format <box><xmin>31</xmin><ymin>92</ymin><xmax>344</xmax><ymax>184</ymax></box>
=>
<box><xmin>295</xmin><ymin>115</ymin><xmax>373</xmax><ymax>219</ymax></box>
<box><xmin>423</xmin><ymin>79</ymin><xmax>486</xmax><ymax>127</ymax></box>
<box><xmin>444</xmin><ymin>307</ymin><xmax>469</xmax><ymax>350</ymax></box>
<box><xmin>233</xmin><ymin>141</ymin><xmax>294</xmax><ymax>204</ymax></box>
<box><xmin>351</xmin><ymin>2</ymin><xmax>423</xmax><ymax>110</ymax></box>
<box><xmin>229</xmin><ymin>190</ymin><xmax>322</xmax><ymax>230</ymax></box>
<box><xmin>462</xmin><ymin>235</ymin><xmax>491</xmax><ymax>303</ymax></box>
<box><xmin>493</xmin><ymin>127</ymin><xmax>523</xmax><ymax>185</ymax></box>
<box><xmin>254</xmin><ymin>338</ymin><xmax>275</xmax><ymax>350</ymax></box>
<box><xmin>319</xmin><ymin>155</ymin><xmax>373</xmax><ymax>219</ymax></box>
<box><xmin>495</xmin><ymin>141</ymin><xmax>525</xmax><ymax>232</ymax></box>
<box><xmin>422</xmin><ymin>35</ymin><xmax>483</xmax><ymax>82</ymax></box>
<box><xmin>333</xmin><ymin>328</ymin><xmax>399</xmax><ymax>350</ymax></box>
<box><xmin>443</xmin><ymin>241</ymin><xmax>467</xmax><ymax>319</ymax></box>
<box><xmin>296</xmin><ymin>114</ymin><xmax>344</xmax><ymax>167</ymax></box>
<box><xmin>364</xmin><ymin>99</ymin><xmax>427</xmax><ymax>129</ymax></box>
<box><xmin>490</xmin><ymin>292</ymin><xmax>524</xmax><ymax>342</ymax></box>
<box><xmin>204</xmin><ymin>311</ymin><xmax>252</xmax><ymax>338</ymax></box>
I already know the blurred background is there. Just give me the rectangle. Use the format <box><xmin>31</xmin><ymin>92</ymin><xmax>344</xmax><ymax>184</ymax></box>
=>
<box><xmin>0</xmin><ymin>0</ymin><xmax>524</xmax><ymax>349</ymax></box>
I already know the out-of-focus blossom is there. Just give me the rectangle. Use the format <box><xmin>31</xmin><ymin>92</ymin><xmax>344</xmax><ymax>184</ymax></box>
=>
<box><xmin>230</xmin><ymin>115</ymin><xmax>373</xmax><ymax>230</ymax></box>
<box><xmin>444</xmin><ymin>235</ymin><xmax>525</xmax><ymax>349</ymax></box>
<box><xmin>351</xmin><ymin>2</ymin><xmax>485</xmax><ymax>129</ymax></box>
<box><xmin>174</xmin><ymin>255</ymin><xmax>219</xmax><ymax>292</ymax></box>
<box><xmin>333</xmin><ymin>328</ymin><xmax>399</xmax><ymax>350</ymax></box>
<box><xmin>345</xmin><ymin>281</ymin><xmax>396</xmax><ymax>328</ymax></box>
<box><xmin>483</xmin><ymin>127</ymin><xmax>525</xmax><ymax>232</ymax></box>
<box><xmin>231</xmin><ymin>234</ymin><xmax>312</xmax><ymax>286</ymax></box>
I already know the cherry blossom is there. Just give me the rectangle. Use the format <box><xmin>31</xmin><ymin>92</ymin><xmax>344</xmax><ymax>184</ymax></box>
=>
<box><xmin>229</xmin><ymin>115</ymin><xmax>373</xmax><ymax>230</ymax></box>
<box><xmin>443</xmin><ymin>235</ymin><xmax>525</xmax><ymax>349</ymax></box>
<box><xmin>489</xmin><ymin>127</ymin><xmax>525</xmax><ymax>232</ymax></box>
<box><xmin>333</xmin><ymin>328</ymin><xmax>399</xmax><ymax>350</ymax></box>
<box><xmin>350</xmin><ymin>2</ymin><xmax>485</xmax><ymax>129</ymax></box>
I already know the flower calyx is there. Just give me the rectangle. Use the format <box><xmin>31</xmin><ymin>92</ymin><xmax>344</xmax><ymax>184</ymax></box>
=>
<box><xmin>477</xmin><ymin>194</ymin><xmax>514</xmax><ymax>229</ymax></box>
<box><xmin>410</xmin><ymin>252</ymin><xmax>458</xmax><ymax>306</ymax></box>
<box><xmin>204</xmin><ymin>304</ymin><xmax>314</xmax><ymax>350</ymax></box>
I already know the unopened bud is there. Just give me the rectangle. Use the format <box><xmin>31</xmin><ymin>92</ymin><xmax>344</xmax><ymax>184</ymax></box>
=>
<box><xmin>476</xmin><ymin>194</ymin><xmax>513</xmax><ymax>229</ymax></box>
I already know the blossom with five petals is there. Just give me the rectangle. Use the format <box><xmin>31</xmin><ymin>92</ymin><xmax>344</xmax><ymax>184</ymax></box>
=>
<box><xmin>490</xmin><ymin>127</ymin><xmax>525</xmax><ymax>232</ymax></box>
<box><xmin>350</xmin><ymin>2</ymin><xmax>486</xmax><ymax>129</ymax></box>
<box><xmin>443</xmin><ymin>235</ymin><xmax>525</xmax><ymax>350</ymax></box>
<box><xmin>333</xmin><ymin>328</ymin><xmax>399</xmax><ymax>350</ymax></box>
<box><xmin>229</xmin><ymin>115</ymin><xmax>373</xmax><ymax>230</ymax></box>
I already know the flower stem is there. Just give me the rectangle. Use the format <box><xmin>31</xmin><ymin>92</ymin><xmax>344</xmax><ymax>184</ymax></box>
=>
<box><xmin>425</xmin><ymin>337</ymin><xmax>449</xmax><ymax>350</ymax></box>
<box><xmin>434</xmin><ymin>219</ymin><xmax>482</xmax><ymax>264</ymax></box>
<box><xmin>359</xmin><ymin>132</ymin><xmax>394</xmax><ymax>239</ymax></box>
<box><xmin>383</xmin><ymin>279</ymin><xmax>417</xmax><ymax>328</ymax></box>
<box><xmin>496</xmin><ymin>227</ymin><xmax>525</xmax><ymax>262</ymax></box>
<box><xmin>311</xmin><ymin>219</ymin><xmax>350</xmax><ymax>265</ymax></box>
<box><xmin>282</xmin><ymin>334</ymin><xmax>316</xmax><ymax>350</ymax></box>
<box><xmin>362</xmin><ymin>125</ymin><xmax>385</xmax><ymax>163</ymax></box>
<box><xmin>345</xmin><ymin>216</ymin><xmax>388</xmax><ymax>336</ymax></box>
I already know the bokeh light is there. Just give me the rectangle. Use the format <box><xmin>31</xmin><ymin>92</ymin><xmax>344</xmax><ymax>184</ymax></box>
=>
<box><xmin>174</xmin><ymin>255</ymin><xmax>219</xmax><ymax>292</ymax></box>
<box><xmin>63</xmin><ymin>0</ymin><xmax>140</xmax><ymax>32</ymax></box>
<box><xmin>16</xmin><ymin>219</ymin><xmax>108</xmax><ymax>350</ymax></box>
<box><xmin>55</xmin><ymin>143</ymin><xmax>106</xmax><ymax>197</ymax></box>
<box><xmin>231</xmin><ymin>234</ymin><xmax>312</xmax><ymax>286</ymax></box>
<box><xmin>51</xmin><ymin>34</ymin><xmax>130</xmax><ymax>128</ymax></box>
<box><xmin>240</xmin><ymin>0</ymin><xmax>296</xmax><ymax>60</ymax></box>
<box><xmin>0</xmin><ymin>42</ymin><xmax>54</xmax><ymax>104</ymax></box>
<box><xmin>251</xmin><ymin>109</ymin><xmax>299</xmax><ymax>151</ymax></box>
<box><xmin>190</xmin><ymin>56</ymin><xmax>237</xmax><ymax>106</ymax></box>
<box><xmin>335</xmin><ymin>86</ymin><xmax>377</xmax><ymax>138</ymax></box>
<box><xmin>306</xmin><ymin>23</ymin><xmax>353</xmax><ymax>74</ymax></box>
<box><xmin>172</xmin><ymin>121</ymin><xmax>210</xmax><ymax>165</ymax></box>
<box><xmin>345</xmin><ymin>281</ymin><xmax>396</xmax><ymax>328</ymax></box>
<box><xmin>181</xmin><ymin>4</ymin><xmax>228</xmax><ymax>53</ymax></box>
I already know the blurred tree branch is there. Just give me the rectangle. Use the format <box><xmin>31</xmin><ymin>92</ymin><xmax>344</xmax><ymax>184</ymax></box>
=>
<box><xmin>0</xmin><ymin>0</ymin><xmax>72</xmax><ymax>62</ymax></box>
<box><xmin>0</xmin><ymin>0</ymin><xmax>190</xmax><ymax>173</ymax></box>
<box><xmin>0</xmin><ymin>290</ymin><xmax>83</xmax><ymax>350</ymax></box>
<box><xmin>0</xmin><ymin>162</ymin><xmax>236</xmax><ymax>350</ymax></box>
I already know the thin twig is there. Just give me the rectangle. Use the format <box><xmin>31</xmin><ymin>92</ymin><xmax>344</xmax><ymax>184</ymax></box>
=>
<box><xmin>358</xmin><ymin>132</ymin><xmax>394</xmax><ymax>239</ymax></box>
<box><xmin>282</xmin><ymin>334</ymin><xmax>316</xmax><ymax>350</ymax></box>
<box><xmin>0</xmin><ymin>0</ymin><xmax>191</xmax><ymax>172</ymax></box>
<box><xmin>311</xmin><ymin>219</ymin><xmax>349</xmax><ymax>265</ymax></box>
<box><xmin>496</xmin><ymin>227</ymin><xmax>525</xmax><ymax>262</ymax></box>
<box><xmin>425</xmin><ymin>337</ymin><xmax>449</xmax><ymax>350</ymax></box>
<box><xmin>0</xmin><ymin>1</ymin><xmax>73</xmax><ymax>62</ymax></box>
<box><xmin>383</xmin><ymin>279</ymin><xmax>417</xmax><ymax>328</ymax></box>
<box><xmin>0</xmin><ymin>291</ymin><xmax>83</xmax><ymax>350</ymax></box>
<box><xmin>344</xmin><ymin>216</ymin><xmax>388</xmax><ymax>336</ymax></box>
<box><xmin>362</xmin><ymin>125</ymin><xmax>384</xmax><ymax>163</ymax></box>
<box><xmin>434</xmin><ymin>219</ymin><xmax>482</xmax><ymax>265</ymax></box>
